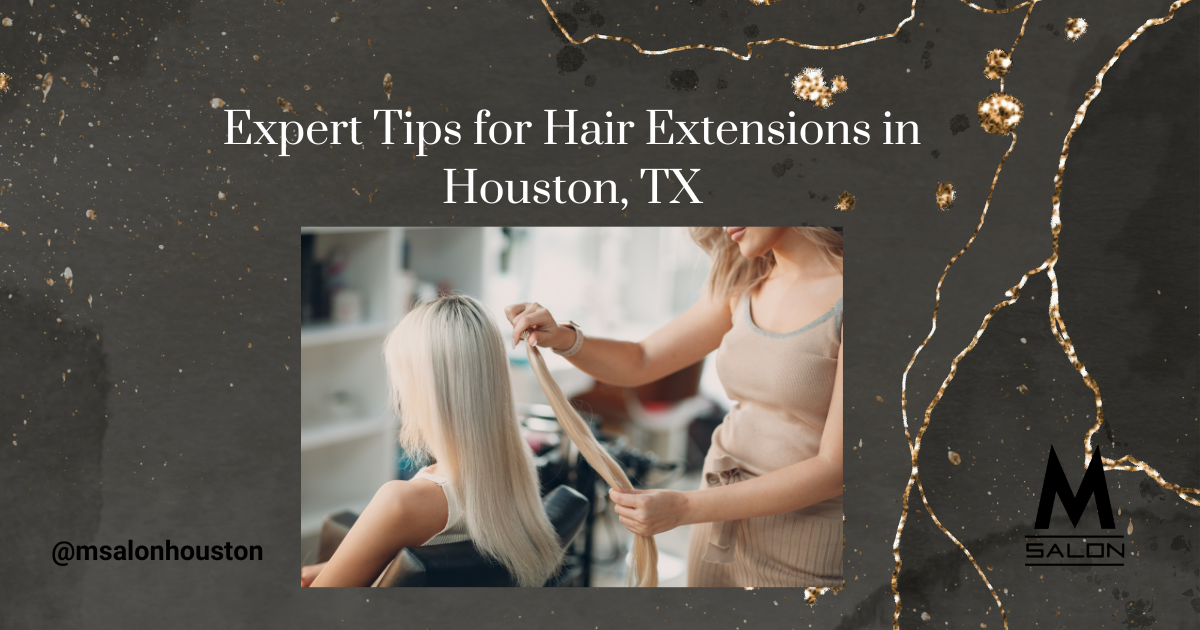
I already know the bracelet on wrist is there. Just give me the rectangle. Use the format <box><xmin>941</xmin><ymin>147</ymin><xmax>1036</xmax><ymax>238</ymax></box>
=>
<box><xmin>553</xmin><ymin>322</ymin><xmax>584</xmax><ymax>358</ymax></box>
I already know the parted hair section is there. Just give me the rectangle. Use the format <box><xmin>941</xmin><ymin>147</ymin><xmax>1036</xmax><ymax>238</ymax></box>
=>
<box><xmin>690</xmin><ymin>227</ymin><xmax>843</xmax><ymax>302</ymax></box>
<box><xmin>381</xmin><ymin>295</ymin><xmax>658</xmax><ymax>587</ymax></box>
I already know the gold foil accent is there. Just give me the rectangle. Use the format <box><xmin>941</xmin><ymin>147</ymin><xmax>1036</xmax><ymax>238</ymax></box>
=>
<box><xmin>277</xmin><ymin>97</ymin><xmax>297</xmax><ymax>116</ymax></box>
<box><xmin>892</xmin><ymin>133</ymin><xmax>1019</xmax><ymax>630</ymax></box>
<box><xmin>792</xmin><ymin>68</ymin><xmax>848</xmax><ymax>109</ymax></box>
<box><xmin>999</xmin><ymin>0</ymin><xmax>1039</xmax><ymax>92</ymax></box>
<box><xmin>540</xmin><ymin>0</ymin><xmax>919</xmax><ymax>60</ymax></box>
<box><xmin>978</xmin><ymin>92</ymin><xmax>1024</xmax><ymax>135</ymax></box>
<box><xmin>1047</xmin><ymin>0</ymin><xmax>1198</xmax><ymax>505</ymax></box>
<box><xmin>1065</xmin><ymin>18</ymin><xmax>1088</xmax><ymax>42</ymax></box>
<box><xmin>835</xmin><ymin>191</ymin><xmax>856</xmax><ymax>211</ymax></box>
<box><xmin>540</xmin><ymin>0</ymin><xmax>1039</xmax><ymax>62</ymax></box>
<box><xmin>0</xmin><ymin>72</ymin><xmax>10</xmax><ymax>93</ymax></box>
<box><xmin>892</xmin><ymin>4</ymin><xmax>1200</xmax><ymax>630</ymax></box>
<box><xmin>984</xmin><ymin>50</ymin><xmax>1011</xmax><ymax>80</ymax></box>
<box><xmin>936</xmin><ymin>182</ymin><xmax>956</xmax><ymax>210</ymax></box>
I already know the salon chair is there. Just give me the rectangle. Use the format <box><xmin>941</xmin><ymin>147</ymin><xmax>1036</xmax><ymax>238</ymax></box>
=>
<box><xmin>317</xmin><ymin>484</ymin><xmax>590</xmax><ymax>587</ymax></box>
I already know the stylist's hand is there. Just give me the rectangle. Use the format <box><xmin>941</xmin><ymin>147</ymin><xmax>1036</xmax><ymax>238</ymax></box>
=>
<box><xmin>609</xmin><ymin>487</ymin><xmax>690</xmax><ymax>537</ymax></box>
<box><xmin>504</xmin><ymin>302</ymin><xmax>570</xmax><ymax>350</ymax></box>
<box><xmin>300</xmin><ymin>562</ymin><xmax>327</xmax><ymax>587</ymax></box>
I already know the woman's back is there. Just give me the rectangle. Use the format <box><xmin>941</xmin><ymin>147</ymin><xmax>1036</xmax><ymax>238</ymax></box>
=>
<box><xmin>411</xmin><ymin>467</ymin><xmax>471</xmax><ymax>546</ymax></box>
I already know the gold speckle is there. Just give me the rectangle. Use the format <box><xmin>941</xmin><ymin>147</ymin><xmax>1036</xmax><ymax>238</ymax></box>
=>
<box><xmin>984</xmin><ymin>50</ymin><xmax>1011</xmax><ymax>80</ymax></box>
<box><xmin>977</xmin><ymin>92</ymin><xmax>1024</xmax><ymax>135</ymax></box>
<box><xmin>1</xmin><ymin>17</ymin><xmax>12</xmax><ymax>27</ymax></box>
<box><xmin>315</xmin><ymin>103</ymin><xmax>327</xmax><ymax>115</ymax></box>
<box><xmin>948</xmin><ymin>451</ymin><xmax>961</xmax><ymax>466</ymax></box>
<box><xmin>0</xmin><ymin>73</ymin><xmax>10</xmax><ymax>93</ymax></box>
<box><xmin>835</xmin><ymin>190</ymin><xmax>856</xmax><ymax>211</ymax></box>
<box><xmin>330</xmin><ymin>16</ymin><xmax>341</xmax><ymax>23</ymax></box>
<box><xmin>1126</xmin><ymin>518</ymin><xmax>1133</xmax><ymax>535</ymax></box>
<box><xmin>791</xmin><ymin>68</ymin><xmax>847</xmax><ymax>109</ymax></box>
<box><xmin>277</xmin><ymin>97</ymin><xmax>297</xmax><ymax>116</ymax></box>
<box><xmin>210</xmin><ymin>97</ymin><xmax>225</xmax><ymax>109</ymax></box>
<box><xmin>1018</xmin><ymin>384</ymin><xmax>1028</xmax><ymax>394</ymax></box>
<box><xmin>1064</xmin><ymin>18</ymin><xmax>1088</xmax><ymax>42</ymax></box>
<box><xmin>383</xmin><ymin>73</ymin><xmax>393</xmax><ymax>102</ymax></box>
<box><xmin>41</xmin><ymin>72</ymin><xmax>53</xmax><ymax>102</ymax></box>
<box><xmin>217</xmin><ymin>191</ymin><xmax>226</xmax><ymax>201</ymax></box>
<box><xmin>936</xmin><ymin>182</ymin><xmax>955</xmax><ymax>210</ymax></box>
<box><xmin>86</xmin><ymin>209</ymin><xmax>98</xmax><ymax>220</ymax></box>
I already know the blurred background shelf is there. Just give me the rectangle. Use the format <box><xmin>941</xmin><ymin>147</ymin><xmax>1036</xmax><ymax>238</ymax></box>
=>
<box><xmin>300</xmin><ymin>417</ymin><xmax>393</xmax><ymax>453</ymax></box>
<box><xmin>300</xmin><ymin>321</ymin><xmax>392</xmax><ymax>348</ymax></box>
<box><xmin>301</xmin><ymin>227</ymin><xmax>405</xmax><ymax>562</ymax></box>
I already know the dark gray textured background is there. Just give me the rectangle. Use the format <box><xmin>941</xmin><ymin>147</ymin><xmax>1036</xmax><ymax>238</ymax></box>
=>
<box><xmin>1</xmin><ymin>0</ymin><xmax>1196</xmax><ymax>628</ymax></box>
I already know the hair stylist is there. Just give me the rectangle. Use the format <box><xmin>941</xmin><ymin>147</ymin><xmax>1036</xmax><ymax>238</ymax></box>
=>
<box><xmin>506</xmin><ymin>227</ymin><xmax>843</xmax><ymax>587</ymax></box>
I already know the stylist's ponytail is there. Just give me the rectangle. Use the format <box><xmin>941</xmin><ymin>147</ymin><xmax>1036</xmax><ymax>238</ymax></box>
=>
<box><xmin>523</xmin><ymin>336</ymin><xmax>659</xmax><ymax>588</ymax></box>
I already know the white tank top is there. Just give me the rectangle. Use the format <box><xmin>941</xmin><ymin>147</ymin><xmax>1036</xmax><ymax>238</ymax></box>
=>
<box><xmin>413</xmin><ymin>469</ymin><xmax>470</xmax><ymax>546</ymax></box>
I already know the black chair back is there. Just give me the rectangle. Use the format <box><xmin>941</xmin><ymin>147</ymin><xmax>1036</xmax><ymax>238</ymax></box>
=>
<box><xmin>318</xmin><ymin>484</ymin><xmax>589</xmax><ymax>587</ymax></box>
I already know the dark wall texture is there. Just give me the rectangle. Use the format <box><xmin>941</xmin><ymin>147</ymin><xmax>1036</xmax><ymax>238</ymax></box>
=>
<box><xmin>1</xmin><ymin>0</ymin><xmax>1195</xmax><ymax>628</ymax></box>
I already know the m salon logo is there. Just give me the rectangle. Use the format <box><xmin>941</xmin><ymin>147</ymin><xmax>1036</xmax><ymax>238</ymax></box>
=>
<box><xmin>1025</xmin><ymin>445</ymin><xmax>1125</xmax><ymax>567</ymax></box>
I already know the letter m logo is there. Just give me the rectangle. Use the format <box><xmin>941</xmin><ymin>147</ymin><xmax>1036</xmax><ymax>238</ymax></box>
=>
<box><xmin>1034</xmin><ymin>445</ymin><xmax>1115</xmax><ymax>529</ymax></box>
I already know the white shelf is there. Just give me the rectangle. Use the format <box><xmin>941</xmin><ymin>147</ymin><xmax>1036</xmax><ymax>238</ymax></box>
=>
<box><xmin>301</xmin><ymin>417</ymin><xmax>394</xmax><ymax>453</ymax></box>
<box><xmin>301</xmin><ymin>321</ymin><xmax>392</xmax><ymax>348</ymax></box>
<box><xmin>300</xmin><ymin>495</ymin><xmax>376</xmax><ymax>538</ymax></box>
<box><xmin>301</xmin><ymin>226</ymin><xmax>392</xmax><ymax>235</ymax></box>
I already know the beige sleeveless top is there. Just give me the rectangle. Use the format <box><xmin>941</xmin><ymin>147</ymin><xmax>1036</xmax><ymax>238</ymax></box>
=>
<box><xmin>413</xmin><ymin>469</ymin><xmax>470</xmax><ymax>545</ymax></box>
<box><xmin>710</xmin><ymin>290</ymin><xmax>843</xmax><ymax>520</ymax></box>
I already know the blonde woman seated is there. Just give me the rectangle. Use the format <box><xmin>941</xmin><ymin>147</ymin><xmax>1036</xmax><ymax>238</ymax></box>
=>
<box><xmin>507</xmin><ymin>227</ymin><xmax>843</xmax><ymax>588</ymax></box>
<box><xmin>301</xmin><ymin>295</ymin><xmax>656</xmax><ymax>588</ymax></box>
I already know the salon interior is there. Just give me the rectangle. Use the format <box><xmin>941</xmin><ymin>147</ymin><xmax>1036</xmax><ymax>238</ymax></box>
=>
<box><xmin>300</xmin><ymin>227</ymin><xmax>731</xmax><ymax>586</ymax></box>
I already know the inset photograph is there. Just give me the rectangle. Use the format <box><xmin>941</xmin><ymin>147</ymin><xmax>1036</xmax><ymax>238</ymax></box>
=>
<box><xmin>300</xmin><ymin>227</ymin><xmax>843</xmax><ymax>587</ymax></box>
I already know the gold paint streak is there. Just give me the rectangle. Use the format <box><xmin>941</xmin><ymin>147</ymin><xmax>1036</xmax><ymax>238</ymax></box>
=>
<box><xmin>538</xmin><ymin>0</ymin><xmax>1039</xmax><ymax>64</ymax></box>
<box><xmin>540</xmin><ymin>0</ymin><xmax>918</xmax><ymax>60</ymax></box>
<box><xmin>955</xmin><ymin>0</ymin><xmax>1036</xmax><ymax>14</ymax></box>
<box><xmin>892</xmin><ymin>134</ymin><xmax>1018</xmax><ymax>630</ymax></box>
<box><xmin>1001</xmin><ymin>0</ymin><xmax>1039</xmax><ymax>92</ymax></box>
<box><xmin>1043</xmin><ymin>0</ymin><xmax>1199</xmax><ymax>505</ymax></box>
<box><xmin>893</xmin><ymin>3</ymin><xmax>1199</xmax><ymax>629</ymax></box>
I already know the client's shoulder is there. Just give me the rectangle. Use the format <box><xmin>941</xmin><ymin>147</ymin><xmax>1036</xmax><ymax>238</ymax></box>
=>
<box><xmin>376</xmin><ymin>476</ymin><xmax>447</xmax><ymax>510</ymax></box>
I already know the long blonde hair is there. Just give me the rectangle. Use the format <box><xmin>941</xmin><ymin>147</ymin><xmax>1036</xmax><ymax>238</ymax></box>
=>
<box><xmin>383</xmin><ymin>295</ymin><xmax>562</xmax><ymax>587</ymax></box>
<box><xmin>690</xmin><ymin>227</ymin><xmax>843</xmax><ymax>302</ymax></box>
<box><xmin>383</xmin><ymin>295</ymin><xmax>658</xmax><ymax>587</ymax></box>
<box><xmin>524</xmin><ymin>339</ymin><xmax>659</xmax><ymax>588</ymax></box>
